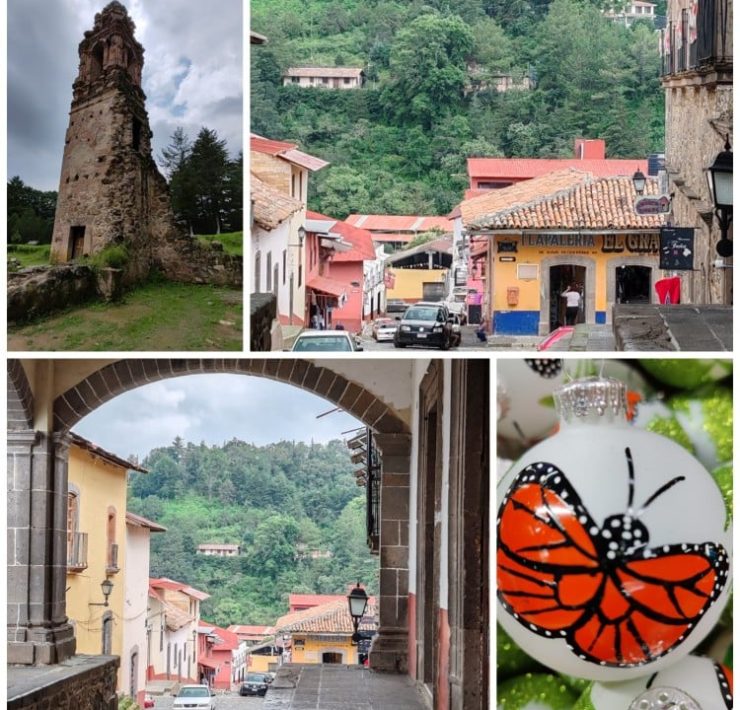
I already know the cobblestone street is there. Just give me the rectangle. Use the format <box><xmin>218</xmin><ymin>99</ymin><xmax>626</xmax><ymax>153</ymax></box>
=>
<box><xmin>151</xmin><ymin>693</ymin><xmax>264</xmax><ymax>709</ymax></box>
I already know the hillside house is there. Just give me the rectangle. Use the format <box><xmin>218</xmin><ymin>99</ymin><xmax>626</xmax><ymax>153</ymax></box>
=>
<box><xmin>604</xmin><ymin>1</ymin><xmax>658</xmax><ymax>26</ymax></box>
<box><xmin>197</xmin><ymin>543</ymin><xmax>240</xmax><ymax>557</ymax></box>
<box><xmin>283</xmin><ymin>67</ymin><xmax>364</xmax><ymax>89</ymax></box>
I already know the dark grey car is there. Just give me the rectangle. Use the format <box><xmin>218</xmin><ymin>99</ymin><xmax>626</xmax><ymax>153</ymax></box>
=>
<box><xmin>393</xmin><ymin>303</ymin><xmax>453</xmax><ymax>349</ymax></box>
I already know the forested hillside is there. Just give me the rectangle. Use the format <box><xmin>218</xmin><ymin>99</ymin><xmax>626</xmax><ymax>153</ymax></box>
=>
<box><xmin>128</xmin><ymin>438</ymin><xmax>377</xmax><ymax>626</ymax></box>
<box><xmin>251</xmin><ymin>0</ymin><xmax>666</xmax><ymax>217</ymax></box>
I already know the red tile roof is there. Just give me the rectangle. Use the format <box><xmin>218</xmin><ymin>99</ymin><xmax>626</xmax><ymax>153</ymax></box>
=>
<box><xmin>70</xmin><ymin>432</ymin><xmax>148</xmax><ymax>474</ymax></box>
<box><xmin>346</xmin><ymin>214</ymin><xmax>454</xmax><ymax>233</ymax></box>
<box><xmin>468</xmin><ymin>157</ymin><xmax>649</xmax><ymax>181</ymax></box>
<box><xmin>251</xmin><ymin>134</ymin><xmax>329</xmax><ymax>172</ymax></box>
<box><xmin>276</xmin><ymin>598</ymin><xmax>377</xmax><ymax>634</ymax></box>
<box><xmin>228</xmin><ymin>625</ymin><xmax>274</xmax><ymax>636</ymax></box>
<box><xmin>469</xmin><ymin>174</ymin><xmax>666</xmax><ymax>231</ymax></box>
<box><xmin>251</xmin><ymin>174</ymin><xmax>302</xmax><ymax>230</ymax></box>
<box><xmin>289</xmin><ymin>593</ymin><xmax>346</xmax><ymax>609</ymax></box>
<box><xmin>150</xmin><ymin>577</ymin><xmax>210</xmax><ymax>602</ymax></box>
<box><xmin>307</xmin><ymin>275</ymin><xmax>348</xmax><ymax>298</ymax></box>
<box><xmin>200</xmin><ymin>622</ymin><xmax>242</xmax><ymax>651</ymax></box>
<box><xmin>308</xmin><ymin>212</ymin><xmax>376</xmax><ymax>261</ymax></box>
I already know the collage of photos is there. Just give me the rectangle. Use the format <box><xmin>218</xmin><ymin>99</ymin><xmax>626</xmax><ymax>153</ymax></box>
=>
<box><xmin>3</xmin><ymin>1</ymin><xmax>733</xmax><ymax>710</ymax></box>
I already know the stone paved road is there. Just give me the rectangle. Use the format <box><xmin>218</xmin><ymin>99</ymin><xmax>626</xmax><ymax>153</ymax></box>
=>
<box><xmin>152</xmin><ymin>693</ymin><xmax>264</xmax><ymax>709</ymax></box>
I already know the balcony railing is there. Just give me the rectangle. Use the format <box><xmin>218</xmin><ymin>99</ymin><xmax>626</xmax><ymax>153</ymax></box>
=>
<box><xmin>67</xmin><ymin>532</ymin><xmax>88</xmax><ymax>572</ymax></box>
<box><xmin>107</xmin><ymin>542</ymin><xmax>119</xmax><ymax>574</ymax></box>
<box><xmin>661</xmin><ymin>0</ymin><xmax>731</xmax><ymax>76</ymax></box>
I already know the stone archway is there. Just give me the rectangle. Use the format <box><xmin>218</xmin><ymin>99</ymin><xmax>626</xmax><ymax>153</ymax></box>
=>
<box><xmin>8</xmin><ymin>359</ymin><xmax>412</xmax><ymax>671</ymax></box>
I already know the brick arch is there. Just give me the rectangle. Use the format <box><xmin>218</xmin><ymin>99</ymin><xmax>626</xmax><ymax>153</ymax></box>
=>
<box><xmin>8</xmin><ymin>360</ymin><xmax>34</xmax><ymax>430</ymax></box>
<box><xmin>53</xmin><ymin>359</ymin><xmax>409</xmax><ymax>435</ymax></box>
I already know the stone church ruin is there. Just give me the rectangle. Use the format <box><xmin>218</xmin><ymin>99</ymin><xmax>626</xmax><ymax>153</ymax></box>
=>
<box><xmin>9</xmin><ymin>2</ymin><xmax>241</xmax><ymax>324</ymax></box>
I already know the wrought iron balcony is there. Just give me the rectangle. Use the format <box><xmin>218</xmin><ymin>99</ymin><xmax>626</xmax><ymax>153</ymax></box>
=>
<box><xmin>67</xmin><ymin>532</ymin><xmax>88</xmax><ymax>572</ymax></box>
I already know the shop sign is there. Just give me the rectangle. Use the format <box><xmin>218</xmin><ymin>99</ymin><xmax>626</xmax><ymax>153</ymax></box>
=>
<box><xmin>634</xmin><ymin>195</ymin><xmax>672</xmax><ymax>215</ymax></box>
<box><xmin>498</xmin><ymin>241</ymin><xmax>518</xmax><ymax>253</ymax></box>
<box><xmin>602</xmin><ymin>234</ymin><xmax>660</xmax><ymax>254</ymax></box>
<box><xmin>659</xmin><ymin>227</ymin><xmax>695</xmax><ymax>270</ymax></box>
<box><xmin>522</xmin><ymin>234</ymin><xmax>596</xmax><ymax>248</ymax></box>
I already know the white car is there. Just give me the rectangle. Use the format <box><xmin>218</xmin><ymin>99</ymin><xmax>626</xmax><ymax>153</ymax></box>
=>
<box><xmin>372</xmin><ymin>317</ymin><xmax>398</xmax><ymax>342</ymax></box>
<box><xmin>173</xmin><ymin>685</ymin><xmax>216</xmax><ymax>710</ymax></box>
<box><xmin>290</xmin><ymin>330</ymin><xmax>362</xmax><ymax>352</ymax></box>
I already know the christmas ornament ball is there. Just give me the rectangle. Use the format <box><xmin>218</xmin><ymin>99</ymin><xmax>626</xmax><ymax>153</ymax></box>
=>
<box><xmin>497</xmin><ymin>378</ymin><xmax>732</xmax><ymax>681</ymax></box>
<box><xmin>639</xmin><ymin>359</ymin><xmax>731</xmax><ymax>389</ymax></box>
<box><xmin>573</xmin><ymin>655</ymin><xmax>733</xmax><ymax>709</ymax></box>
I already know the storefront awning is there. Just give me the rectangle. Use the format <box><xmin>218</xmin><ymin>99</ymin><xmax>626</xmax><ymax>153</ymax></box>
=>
<box><xmin>198</xmin><ymin>657</ymin><xmax>220</xmax><ymax>670</ymax></box>
<box><xmin>307</xmin><ymin>275</ymin><xmax>348</xmax><ymax>298</ymax></box>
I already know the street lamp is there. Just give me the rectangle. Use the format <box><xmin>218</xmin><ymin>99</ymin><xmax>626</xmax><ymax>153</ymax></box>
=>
<box><xmin>707</xmin><ymin>137</ymin><xmax>733</xmax><ymax>257</ymax></box>
<box><xmin>297</xmin><ymin>226</ymin><xmax>306</xmax><ymax>246</ymax></box>
<box><xmin>90</xmin><ymin>578</ymin><xmax>114</xmax><ymax>607</ymax></box>
<box><xmin>347</xmin><ymin>582</ymin><xmax>369</xmax><ymax>644</ymax></box>
<box><xmin>632</xmin><ymin>167</ymin><xmax>647</xmax><ymax>195</ymax></box>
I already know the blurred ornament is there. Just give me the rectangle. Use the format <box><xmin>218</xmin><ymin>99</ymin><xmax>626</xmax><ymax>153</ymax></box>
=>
<box><xmin>639</xmin><ymin>359</ymin><xmax>731</xmax><ymax>389</ymax></box>
<box><xmin>669</xmin><ymin>387</ymin><xmax>732</xmax><ymax>471</ymax></box>
<box><xmin>497</xmin><ymin>377</ymin><xmax>732</xmax><ymax>680</ymax></box>
<box><xmin>497</xmin><ymin>672</ymin><xmax>579</xmax><ymax>709</ymax></box>
<box><xmin>573</xmin><ymin>655</ymin><xmax>733</xmax><ymax>709</ymax></box>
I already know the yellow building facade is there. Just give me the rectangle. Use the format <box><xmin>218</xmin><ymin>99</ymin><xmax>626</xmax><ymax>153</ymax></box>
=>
<box><xmin>487</xmin><ymin>232</ymin><xmax>662</xmax><ymax>335</ymax></box>
<box><xmin>66</xmin><ymin>434</ymin><xmax>146</xmax><ymax>691</ymax></box>
<box><xmin>291</xmin><ymin>634</ymin><xmax>358</xmax><ymax>665</ymax></box>
<box><xmin>386</xmin><ymin>268</ymin><xmax>448</xmax><ymax>303</ymax></box>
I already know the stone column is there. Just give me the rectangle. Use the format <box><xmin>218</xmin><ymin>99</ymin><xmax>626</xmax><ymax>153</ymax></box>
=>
<box><xmin>7</xmin><ymin>430</ymin><xmax>75</xmax><ymax>664</ymax></box>
<box><xmin>369</xmin><ymin>432</ymin><xmax>411</xmax><ymax>674</ymax></box>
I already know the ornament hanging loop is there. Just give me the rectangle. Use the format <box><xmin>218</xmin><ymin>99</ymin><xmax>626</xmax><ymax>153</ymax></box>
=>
<box><xmin>554</xmin><ymin>376</ymin><xmax>628</xmax><ymax>424</ymax></box>
<box><xmin>628</xmin><ymin>686</ymin><xmax>701</xmax><ymax>709</ymax></box>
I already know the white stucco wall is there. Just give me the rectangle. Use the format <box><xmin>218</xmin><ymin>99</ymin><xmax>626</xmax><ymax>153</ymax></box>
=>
<box><xmin>148</xmin><ymin>597</ymin><xmax>199</xmax><ymax>681</ymax></box>
<box><xmin>123</xmin><ymin>524</ymin><xmax>151</xmax><ymax>698</ymax></box>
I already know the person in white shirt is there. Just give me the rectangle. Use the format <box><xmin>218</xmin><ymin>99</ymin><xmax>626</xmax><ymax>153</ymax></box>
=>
<box><xmin>561</xmin><ymin>283</ymin><xmax>581</xmax><ymax>325</ymax></box>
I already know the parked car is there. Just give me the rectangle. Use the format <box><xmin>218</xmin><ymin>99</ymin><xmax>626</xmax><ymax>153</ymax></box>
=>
<box><xmin>143</xmin><ymin>696</ymin><xmax>155</xmax><ymax>709</ymax></box>
<box><xmin>372</xmin><ymin>317</ymin><xmax>398</xmax><ymax>342</ymax></box>
<box><xmin>172</xmin><ymin>684</ymin><xmax>215</xmax><ymax>710</ymax></box>
<box><xmin>240</xmin><ymin>673</ymin><xmax>270</xmax><ymax>697</ymax></box>
<box><xmin>393</xmin><ymin>302</ymin><xmax>455</xmax><ymax>350</ymax></box>
<box><xmin>385</xmin><ymin>299</ymin><xmax>407</xmax><ymax>313</ymax></box>
<box><xmin>290</xmin><ymin>330</ymin><xmax>362</xmax><ymax>352</ymax></box>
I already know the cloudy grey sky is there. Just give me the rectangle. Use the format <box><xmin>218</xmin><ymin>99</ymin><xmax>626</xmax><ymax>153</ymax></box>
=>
<box><xmin>8</xmin><ymin>0</ymin><xmax>243</xmax><ymax>191</ymax></box>
<box><xmin>74</xmin><ymin>374</ymin><xmax>363</xmax><ymax>460</ymax></box>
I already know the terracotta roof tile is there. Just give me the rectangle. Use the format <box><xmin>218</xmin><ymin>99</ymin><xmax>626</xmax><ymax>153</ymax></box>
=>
<box><xmin>276</xmin><ymin>599</ymin><xmax>377</xmax><ymax>634</ymax></box>
<box><xmin>251</xmin><ymin>174</ymin><xmax>302</xmax><ymax>230</ymax></box>
<box><xmin>251</xmin><ymin>133</ymin><xmax>329</xmax><ymax>172</ymax></box>
<box><xmin>468</xmin><ymin>174</ymin><xmax>666</xmax><ymax>231</ymax></box>
<box><xmin>345</xmin><ymin>215</ymin><xmax>454</xmax><ymax>232</ymax></box>
<box><xmin>150</xmin><ymin>577</ymin><xmax>210</xmax><ymax>602</ymax></box>
<box><xmin>126</xmin><ymin>511</ymin><xmax>166</xmax><ymax>532</ymax></box>
<box><xmin>308</xmin><ymin>211</ymin><xmax>376</xmax><ymax>261</ymax></box>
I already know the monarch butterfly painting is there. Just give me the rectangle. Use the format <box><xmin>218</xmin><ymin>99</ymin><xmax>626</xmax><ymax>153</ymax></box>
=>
<box><xmin>497</xmin><ymin>447</ymin><xmax>730</xmax><ymax>669</ymax></box>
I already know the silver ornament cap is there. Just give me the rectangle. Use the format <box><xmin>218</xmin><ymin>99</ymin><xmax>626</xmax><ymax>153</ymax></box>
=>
<box><xmin>554</xmin><ymin>376</ymin><xmax>628</xmax><ymax>423</ymax></box>
<box><xmin>628</xmin><ymin>686</ymin><xmax>701</xmax><ymax>709</ymax></box>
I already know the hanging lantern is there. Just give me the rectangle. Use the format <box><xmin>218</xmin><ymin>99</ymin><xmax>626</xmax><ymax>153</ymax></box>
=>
<box><xmin>497</xmin><ymin>377</ymin><xmax>732</xmax><ymax>681</ymax></box>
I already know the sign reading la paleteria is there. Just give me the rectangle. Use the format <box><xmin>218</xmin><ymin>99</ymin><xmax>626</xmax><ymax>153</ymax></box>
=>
<box><xmin>659</xmin><ymin>227</ymin><xmax>695</xmax><ymax>270</ymax></box>
<box><xmin>519</xmin><ymin>234</ymin><xmax>660</xmax><ymax>254</ymax></box>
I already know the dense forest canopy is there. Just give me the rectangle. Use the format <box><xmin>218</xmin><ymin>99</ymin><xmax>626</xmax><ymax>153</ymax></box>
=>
<box><xmin>251</xmin><ymin>0</ymin><xmax>666</xmax><ymax>217</ymax></box>
<box><xmin>128</xmin><ymin>437</ymin><xmax>377</xmax><ymax>627</ymax></box>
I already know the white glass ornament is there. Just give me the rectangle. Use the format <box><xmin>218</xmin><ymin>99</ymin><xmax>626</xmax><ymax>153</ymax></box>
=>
<box><xmin>497</xmin><ymin>378</ymin><xmax>732</xmax><ymax>681</ymax></box>
<box><xmin>498</xmin><ymin>359</ymin><xmax>649</xmax><ymax>446</ymax></box>
<box><xmin>582</xmin><ymin>655</ymin><xmax>733</xmax><ymax>709</ymax></box>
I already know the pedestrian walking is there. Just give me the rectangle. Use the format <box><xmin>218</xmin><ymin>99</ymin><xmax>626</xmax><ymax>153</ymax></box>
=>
<box><xmin>561</xmin><ymin>283</ymin><xmax>581</xmax><ymax>325</ymax></box>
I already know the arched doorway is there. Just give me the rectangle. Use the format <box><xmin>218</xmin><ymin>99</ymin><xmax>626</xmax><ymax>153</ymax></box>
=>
<box><xmin>322</xmin><ymin>652</ymin><xmax>343</xmax><ymax>664</ymax></box>
<box><xmin>7</xmin><ymin>359</ymin><xmax>412</xmax><ymax>675</ymax></box>
<box><xmin>549</xmin><ymin>264</ymin><xmax>586</xmax><ymax>330</ymax></box>
<box><xmin>615</xmin><ymin>265</ymin><xmax>652</xmax><ymax>304</ymax></box>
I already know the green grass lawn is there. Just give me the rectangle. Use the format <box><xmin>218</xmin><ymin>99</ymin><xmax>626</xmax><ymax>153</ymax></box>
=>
<box><xmin>9</xmin><ymin>280</ymin><xmax>243</xmax><ymax>352</ymax></box>
<box><xmin>197</xmin><ymin>231</ymin><xmax>243</xmax><ymax>256</ymax></box>
<box><xmin>8</xmin><ymin>244</ymin><xmax>51</xmax><ymax>268</ymax></box>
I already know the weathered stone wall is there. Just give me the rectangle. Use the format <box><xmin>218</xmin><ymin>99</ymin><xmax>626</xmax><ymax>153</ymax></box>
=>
<box><xmin>8</xmin><ymin>266</ymin><xmax>98</xmax><ymax>325</ymax></box>
<box><xmin>250</xmin><ymin>292</ymin><xmax>278</xmax><ymax>351</ymax></box>
<box><xmin>8</xmin><ymin>655</ymin><xmax>118</xmax><ymax>710</ymax></box>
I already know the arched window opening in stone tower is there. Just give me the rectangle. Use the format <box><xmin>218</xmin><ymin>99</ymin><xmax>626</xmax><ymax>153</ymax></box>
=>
<box><xmin>90</xmin><ymin>43</ymin><xmax>104</xmax><ymax>81</ymax></box>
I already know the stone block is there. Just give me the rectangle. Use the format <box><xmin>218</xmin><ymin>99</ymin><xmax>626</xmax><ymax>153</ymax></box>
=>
<box><xmin>380</xmin><ymin>486</ymin><xmax>409</xmax><ymax>521</ymax></box>
<box><xmin>380</xmin><ymin>545</ymin><xmax>408</xmax><ymax>570</ymax></box>
<box><xmin>379</xmin><ymin>568</ymin><xmax>398</xmax><ymax>597</ymax></box>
